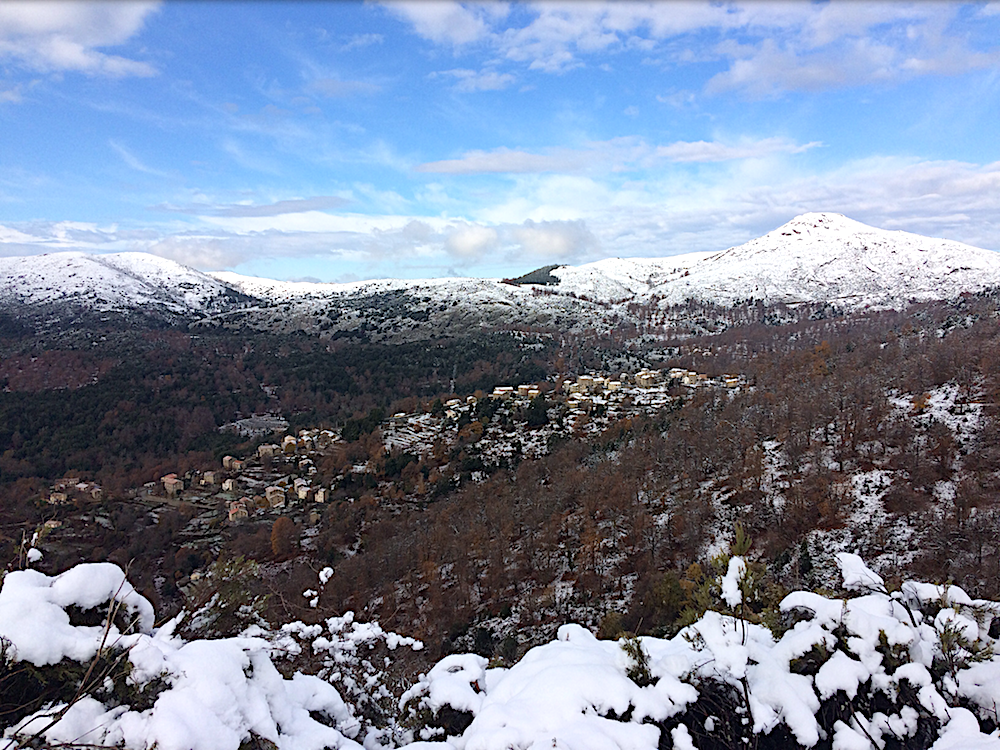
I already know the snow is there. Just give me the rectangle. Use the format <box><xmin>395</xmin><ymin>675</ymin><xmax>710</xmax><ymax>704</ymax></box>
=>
<box><xmin>645</xmin><ymin>212</ymin><xmax>1000</xmax><ymax>309</ymax></box>
<box><xmin>438</xmin><ymin>625</ymin><xmax>667</xmax><ymax>750</ymax></box>
<box><xmin>930</xmin><ymin>707</ymin><xmax>1000</xmax><ymax>749</ymax></box>
<box><xmin>225</xmin><ymin>213</ymin><xmax>1000</xmax><ymax>315</ymax></box>
<box><xmin>2</xmin><ymin>564</ymin><xmax>362</xmax><ymax>750</ymax></box>
<box><xmin>670</xmin><ymin>724</ymin><xmax>696</xmax><ymax>750</ymax></box>
<box><xmin>406</xmin><ymin>654</ymin><xmax>488</xmax><ymax>716</ymax></box>
<box><xmin>814</xmin><ymin>651</ymin><xmax>870</xmax><ymax>700</ymax></box>
<box><xmin>0</xmin><ymin>563</ymin><xmax>154</xmax><ymax>666</ymax></box>
<box><xmin>836</xmin><ymin>552</ymin><xmax>886</xmax><ymax>592</ymax></box>
<box><xmin>0</xmin><ymin>251</ymin><xmax>237</xmax><ymax>315</ymax></box>
<box><xmin>720</xmin><ymin>555</ymin><xmax>747</xmax><ymax>607</ymax></box>
<box><xmin>8</xmin><ymin>555</ymin><xmax>1000</xmax><ymax>749</ymax></box>
<box><xmin>934</xmin><ymin>608</ymin><xmax>980</xmax><ymax>643</ymax></box>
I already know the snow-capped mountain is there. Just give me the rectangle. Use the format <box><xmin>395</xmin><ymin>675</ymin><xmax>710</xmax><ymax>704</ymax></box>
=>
<box><xmin>640</xmin><ymin>212</ymin><xmax>1000</xmax><ymax>308</ymax></box>
<box><xmin>2</xmin><ymin>214</ymin><xmax>999</xmax><ymax>338</ymax></box>
<box><xmin>215</xmin><ymin>212</ymin><xmax>1000</xmax><ymax>312</ymax></box>
<box><xmin>0</xmin><ymin>251</ymin><xmax>245</xmax><ymax>319</ymax></box>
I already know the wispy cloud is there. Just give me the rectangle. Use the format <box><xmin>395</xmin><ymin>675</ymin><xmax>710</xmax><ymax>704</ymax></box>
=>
<box><xmin>340</xmin><ymin>33</ymin><xmax>384</xmax><ymax>52</ymax></box>
<box><xmin>0</xmin><ymin>86</ymin><xmax>23</xmax><ymax>103</ymax></box>
<box><xmin>432</xmin><ymin>68</ymin><xmax>516</xmax><ymax>92</ymax></box>
<box><xmin>416</xmin><ymin>137</ymin><xmax>821</xmax><ymax>174</ymax></box>
<box><xmin>656</xmin><ymin>138</ymin><xmax>822</xmax><ymax>163</ymax></box>
<box><xmin>152</xmin><ymin>196</ymin><xmax>352</xmax><ymax>217</ymax></box>
<box><xmin>109</xmin><ymin>140</ymin><xmax>173</xmax><ymax>178</ymax></box>
<box><xmin>417</xmin><ymin>147</ymin><xmax>587</xmax><ymax>174</ymax></box>
<box><xmin>308</xmin><ymin>78</ymin><xmax>381</xmax><ymax>97</ymax></box>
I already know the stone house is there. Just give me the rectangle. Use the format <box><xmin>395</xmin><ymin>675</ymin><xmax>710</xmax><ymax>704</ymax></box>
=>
<box><xmin>265</xmin><ymin>486</ymin><xmax>286</xmax><ymax>508</ymax></box>
<box><xmin>294</xmin><ymin>477</ymin><xmax>311</xmax><ymax>501</ymax></box>
<box><xmin>161</xmin><ymin>473</ymin><xmax>184</xmax><ymax>498</ymax></box>
<box><xmin>228</xmin><ymin>499</ymin><xmax>249</xmax><ymax>522</ymax></box>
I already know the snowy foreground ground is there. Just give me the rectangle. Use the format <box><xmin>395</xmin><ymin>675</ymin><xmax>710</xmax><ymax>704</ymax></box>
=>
<box><xmin>3</xmin><ymin>555</ymin><xmax>1000</xmax><ymax>750</ymax></box>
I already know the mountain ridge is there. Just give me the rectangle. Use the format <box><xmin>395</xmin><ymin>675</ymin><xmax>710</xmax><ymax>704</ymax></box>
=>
<box><xmin>2</xmin><ymin>213</ymin><xmax>999</xmax><ymax>339</ymax></box>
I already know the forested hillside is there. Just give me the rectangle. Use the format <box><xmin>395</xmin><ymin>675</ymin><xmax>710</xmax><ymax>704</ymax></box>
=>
<box><xmin>4</xmin><ymin>290</ymin><xmax>1000</xmax><ymax>748</ymax></box>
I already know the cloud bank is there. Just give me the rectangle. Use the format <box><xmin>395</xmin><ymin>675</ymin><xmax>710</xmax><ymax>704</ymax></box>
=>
<box><xmin>387</xmin><ymin>1</ymin><xmax>999</xmax><ymax>96</ymax></box>
<box><xmin>3</xmin><ymin>158</ymin><xmax>999</xmax><ymax>280</ymax></box>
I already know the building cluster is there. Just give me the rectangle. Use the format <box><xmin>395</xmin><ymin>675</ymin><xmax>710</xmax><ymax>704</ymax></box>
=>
<box><xmin>490</xmin><ymin>384</ymin><xmax>545</xmax><ymax>400</ymax></box>
<box><xmin>70</xmin><ymin>366</ymin><xmax>746</xmax><ymax>531</ymax></box>
<box><xmin>45</xmin><ymin>477</ymin><xmax>103</xmax><ymax>505</ymax></box>
<box><xmin>121</xmin><ymin>427</ymin><xmax>340</xmax><ymax>528</ymax></box>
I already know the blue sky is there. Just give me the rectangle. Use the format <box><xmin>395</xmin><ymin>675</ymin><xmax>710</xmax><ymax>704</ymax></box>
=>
<box><xmin>1</xmin><ymin>1</ymin><xmax>999</xmax><ymax>282</ymax></box>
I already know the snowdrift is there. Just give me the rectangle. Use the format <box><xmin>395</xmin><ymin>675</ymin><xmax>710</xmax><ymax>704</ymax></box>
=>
<box><xmin>4</xmin><ymin>554</ymin><xmax>1000</xmax><ymax>749</ymax></box>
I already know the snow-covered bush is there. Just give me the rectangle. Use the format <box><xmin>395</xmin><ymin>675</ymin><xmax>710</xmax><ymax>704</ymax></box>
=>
<box><xmin>400</xmin><ymin>553</ymin><xmax>1000</xmax><ymax>750</ymax></box>
<box><xmin>6</xmin><ymin>555</ymin><xmax>1000</xmax><ymax>749</ymax></box>
<box><xmin>0</xmin><ymin>563</ymin><xmax>362</xmax><ymax>750</ymax></box>
<box><xmin>273</xmin><ymin>609</ymin><xmax>426</xmax><ymax>747</ymax></box>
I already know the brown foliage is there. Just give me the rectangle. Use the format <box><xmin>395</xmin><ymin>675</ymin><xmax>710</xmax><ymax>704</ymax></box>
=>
<box><xmin>270</xmin><ymin>516</ymin><xmax>296</xmax><ymax>559</ymax></box>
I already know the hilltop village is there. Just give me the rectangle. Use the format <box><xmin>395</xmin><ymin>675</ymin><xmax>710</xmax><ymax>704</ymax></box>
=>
<box><xmin>34</xmin><ymin>366</ymin><xmax>741</xmax><ymax>588</ymax></box>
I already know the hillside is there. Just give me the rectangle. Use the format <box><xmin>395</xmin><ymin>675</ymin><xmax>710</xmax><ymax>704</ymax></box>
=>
<box><xmin>0</xmin><ymin>252</ymin><xmax>246</xmax><ymax>315</ymax></box>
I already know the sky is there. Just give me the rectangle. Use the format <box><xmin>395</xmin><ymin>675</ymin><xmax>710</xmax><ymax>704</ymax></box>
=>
<box><xmin>1</xmin><ymin>1</ymin><xmax>999</xmax><ymax>283</ymax></box>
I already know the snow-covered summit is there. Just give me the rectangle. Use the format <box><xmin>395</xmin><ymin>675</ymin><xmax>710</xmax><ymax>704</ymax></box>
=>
<box><xmin>486</xmin><ymin>212</ymin><xmax>1000</xmax><ymax>311</ymax></box>
<box><xmin>645</xmin><ymin>212</ymin><xmax>1000</xmax><ymax>308</ymax></box>
<box><xmin>0</xmin><ymin>251</ymin><xmax>242</xmax><ymax>316</ymax></box>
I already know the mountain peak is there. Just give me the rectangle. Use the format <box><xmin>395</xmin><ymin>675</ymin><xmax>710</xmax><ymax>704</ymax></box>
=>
<box><xmin>768</xmin><ymin>212</ymin><xmax>874</xmax><ymax>239</ymax></box>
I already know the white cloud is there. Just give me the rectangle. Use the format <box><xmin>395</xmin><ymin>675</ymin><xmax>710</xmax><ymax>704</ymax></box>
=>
<box><xmin>380</xmin><ymin>1</ymin><xmax>492</xmax><ymax>46</ymax></box>
<box><xmin>385</xmin><ymin>1</ymin><xmax>1000</xmax><ymax>94</ymax></box>
<box><xmin>445</xmin><ymin>223</ymin><xmax>499</xmax><ymax>257</ymax></box>
<box><xmin>434</xmin><ymin>68</ymin><xmax>516</xmax><ymax>92</ymax></box>
<box><xmin>0</xmin><ymin>1</ymin><xmax>159</xmax><ymax>77</ymax></box>
<box><xmin>705</xmin><ymin>3</ymin><xmax>1000</xmax><ymax>97</ymax></box>
<box><xmin>705</xmin><ymin>31</ymin><xmax>1000</xmax><ymax>97</ymax></box>
<box><xmin>4</xmin><ymin>157</ymin><xmax>1000</xmax><ymax>278</ymax></box>
<box><xmin>656</xmin><ymin>137</ymin><xmax>822</xmax><ymax>162</ymax></box>
<box><xmin>509</xmin><ymin>219</ymin><xmax>597</xmax><ymax>259</ymax></box>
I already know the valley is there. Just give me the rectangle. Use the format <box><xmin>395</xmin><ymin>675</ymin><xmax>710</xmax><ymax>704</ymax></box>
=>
<box><xmin>4</xmin><ymin>215</ymin><xmax>1000</xmax><ymax>749</ymax></box>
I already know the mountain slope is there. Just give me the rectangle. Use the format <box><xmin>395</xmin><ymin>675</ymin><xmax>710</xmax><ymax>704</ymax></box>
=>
<box><xmin>0</xmin><ymin>251</ymin><xmax>245</xmax><ymax>316</ymax></box>
<box><xmin>642</xmin><ymin>212</ymin><xmax>1000</xmax><ymax>308</ymax></box>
